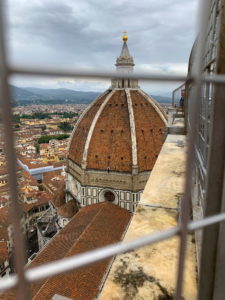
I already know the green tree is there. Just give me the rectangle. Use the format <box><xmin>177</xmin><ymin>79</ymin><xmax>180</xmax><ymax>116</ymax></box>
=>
<box><xmin>13</xmin><ymin>114</ymin><xmax>21</xmax><ymax>123</ymax></box>
<box><xmin>37</xmin><ymin>134</ymin><xmax>70</xmax><ymax>144</ymax></box>
<box><xmin>58</xmin><ymin>122</ymin><xmax>73</xmax><ymax>132</ymax></box>
<box><xmin>34</xmin><ymin>142</ymin><xmax>40</xmax><ymax>154</ymax></box>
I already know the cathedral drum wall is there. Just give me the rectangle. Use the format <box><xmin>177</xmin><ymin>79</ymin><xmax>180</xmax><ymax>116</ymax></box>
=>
<box><xmin>84</xmin><ymin>171</ymin><xmax>132</xmax><ymax>190</ymax></box>
<box><xmin>67</xmin><ymin>159</ymin><xmax>83</xmax><ymax>182</ymax></box>
<box><xmin>66</xmin><ymin>165</ymin><xmax>146</xmax><ymax>212</ymax></box>
<box><xmin>132</xmin><ymin>171</ymin><xmax>151</xmax><ymax>190</ymax></box>
<box><xmin>80</xmin><ymin>185</ymin><xmax>142</xmax><ymax>212</ymax></box>
<box><xmin>84</xmin><ymin>169</ymin><xmax>151</xmax><ymax>191</ymax></box>
<box><xmin>66</xmin><ymin>172</ymin><xmax>82</xmax><ymax>203</ymax></box>
<box><xmin>68</xmin><ymin>160</ymin><xmax>150</xmax><ymax>192</ymax></box>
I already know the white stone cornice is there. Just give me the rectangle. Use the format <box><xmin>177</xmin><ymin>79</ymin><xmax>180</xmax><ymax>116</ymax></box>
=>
<box><xmin>68</xmin><ymin>90</ymin><xmax>109</xmax><ymax>153</ymax></box>
<box><xmin>81</xmin><ymin>90</ymin><xmax>116</xmax><ymax>169</ymax></box>
<box><xmin>138</xmin><ymin>89</ymin><xmax>168</xmax><ymax>126</ymax></box>
<box><xmin>125</xmin><ymin>88</ymin><xmax>138</xmax><ymax>174</ymax></box>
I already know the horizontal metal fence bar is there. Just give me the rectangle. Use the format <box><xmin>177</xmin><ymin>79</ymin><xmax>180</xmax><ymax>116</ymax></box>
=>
<box><xmin>204</xmin><ymin>74</ymin><xmax>225</xmax><ymax>83</ymax></box>
<box><xmin>1</xmin><ymin>212</ymin><xmax>225</xmax><ymax>293</ymax></box>
<box><xmin>8</xmin><ymin>66</ymin><xmax>187</xmax><ymax>82</ymax></box>
<box><xmin>8</xmin><ymin>66</ymin><xmax>225</xmax><ymax>84</ymax></box>
<box><xmin>0</xmin><ymin>274</ymin><xmax>17</xmax><ymax>292</ymax></box>
<box><xmin>188</xmin><ymin>213</ymin><xmax>225</xmax><ymax>231</ymax></box>
<box><xmin>0</xmin><ymin>226</ymin><xmax>180</xmax><ymax>292</ymax></box>
<box><xmin>27</xmin><ymin>226</ymin><xmax>179</xmax><ymax>282</ymax></box>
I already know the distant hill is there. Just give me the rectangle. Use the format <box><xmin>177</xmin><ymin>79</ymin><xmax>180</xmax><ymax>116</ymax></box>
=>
<box><xmin>150</xmin><ymin>94</ymin><xmax>171</xmax><ymax>103</ymax></box>
<box><xmin>10</xmin><ymin>85</ymin><xmax>45</xmax><ymax>102</ymax></box>
<box><xmin>10</xmin><ymin>85</ymin><xmax>100</xmax><ymax>106</ymax></box>
<box><xmin>10</xmin><ymin>85</ymin><xmax>171</xmax><ymax>105</ymax></box>
<box><xmin>25</xmin><ymin>87</ymin><xmax>100</xmax><ymax>103</ymax></box>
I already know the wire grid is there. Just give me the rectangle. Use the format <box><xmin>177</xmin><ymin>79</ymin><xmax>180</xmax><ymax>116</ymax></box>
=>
<box><xmin>189</xmin><ymin>0</ymin><xmax>219</xmax><ymax>213</ymax></box>
<box><xmin>0</xmin><ymin>0</ymin><xmax>223</xmax><ymax>299</ymax></box>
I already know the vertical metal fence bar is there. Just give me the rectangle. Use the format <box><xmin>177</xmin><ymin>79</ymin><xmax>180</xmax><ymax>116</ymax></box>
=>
<box><xmin>198</xmin><ymin>79</ymin><xmax>225</xmax><ymax>297</ymax></box>
<box><xmin>0</xmin><ymin>2</ymin><xmax>29</xmax><ymax>299</ymax></box>
<box><xmin>171</xmin><ymin>83</ymin><xmax>185</xmax><ymax>107</ymax></box>
<box><xmin>199</xmin><ymin>1</ymin><xmax>225</xmax><ymax>298</ymax></box>
<box><xmin>172</xmin><ymin>90</ymin><xmax>175</xmax><ymax>107</ymax></box>
<box><xmin>175</xmin><ymin>0</ymin><xmax>212</xmax><ymax>299</ymax></box>
<box><xmin>0</xmin><ymin>0</ymin><xmax>223</xmax><ymax>299</ymax></box>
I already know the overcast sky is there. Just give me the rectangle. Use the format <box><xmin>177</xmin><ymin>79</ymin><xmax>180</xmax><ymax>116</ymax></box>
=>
<box><xmin>6</xmin><ymin>0</ymin><xmax>199</xmax><ymax>96</ymax></box>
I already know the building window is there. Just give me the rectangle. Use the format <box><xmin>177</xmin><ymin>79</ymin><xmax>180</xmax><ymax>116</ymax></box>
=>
<box><xmin>104</xmin><ymin>191</ymin><xmax>115</xmax><ymax>202</ymax></box>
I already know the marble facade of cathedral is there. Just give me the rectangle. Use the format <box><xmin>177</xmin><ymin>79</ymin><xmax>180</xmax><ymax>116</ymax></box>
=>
<box><xmin>66</xmin><ymin>34</ymin><xmax>167</xmax><ymax>212</ymax></box>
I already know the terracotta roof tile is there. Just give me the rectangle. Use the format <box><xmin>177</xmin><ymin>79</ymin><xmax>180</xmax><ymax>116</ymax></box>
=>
<box><xmin>0</xmin><ymin>207</ymin><xmax>10</xmax><ymax>246</ymax></box>
<box><xmin>0</xmin><ymin>206</ymin><xmax>10</xmax><ymax>228</ymax></box>
<box><xmin>57</xmin><ymin>200</ymin><xmax>78</xmax><ymax>218</ymax></box>
<box><xmin>131</xmin><ymin>90</ymin><xmax>165</xmax><ymax>171</ymax></box>
<box><xmin>50</xmin><ymin>181</ymin><xmax>65</xmax><ymax>207</ymax></box>
<box><xmin>19</xmin><ymin>169</ymin><xmax>38</xmax><ymax>186</ymax></box>
<box><xmin>87</xmin><ymin>90</ymin><xmax>132</xmax><ymax>172</ymax></box>
<box><xmin>0</xmin><ymin>241</ymin><xmax>8</xmax><ymax>263</ymax></box>
<box><xmin>68</xmin><ymin>89</ymin><xmax>166</xmax><ymax>173</ymax></box>
<box><xmin>42</xmin><ymin>170</ymin><xmax>64</xmax><ymax>195</ymax></box>
<box><xmin>0</xmin><ymin>197</ymin><xmax>8</xmax><ymax>205</ymax></box>
<box><xmin>17</xmin><ymin>156</ymin><xmax>49</xmax><ymax>169</ymax></box>
<box><xmin>21</xmin><ymin>191</ymin><xmax>52</xmax><ymax>213</ymax></box>
<box><xmin>27</xmin><ymin>202</ymin><xmax>131</xmax><ymax>300</ymax></box>
<box><xmin>68</xmin><ymin>92</ymin><xmax>109</xmax><ymax>166</ymax></box>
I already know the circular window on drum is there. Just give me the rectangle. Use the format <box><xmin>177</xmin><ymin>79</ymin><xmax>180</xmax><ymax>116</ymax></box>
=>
<box><xmin>99</xmin><ymin>189</ymin><xmax>118</xmax><ymax>204</ymax></box>
<box><xmin>104</xmin><ymin>191</ymin><xmax>115</xmax><ymax>202</ymax></box>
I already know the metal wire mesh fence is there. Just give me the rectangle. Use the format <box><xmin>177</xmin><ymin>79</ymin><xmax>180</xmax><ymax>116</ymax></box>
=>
<box><xmin>0</xmin><ymin>0</ymin><xmax>225</xmax><ymax>299</ymax></box>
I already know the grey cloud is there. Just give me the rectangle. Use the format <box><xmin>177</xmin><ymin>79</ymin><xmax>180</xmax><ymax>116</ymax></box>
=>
<box><xmin>7</xmin><ymin>0</ymin><xmax>198</xmax><ymax>93</ymax></box>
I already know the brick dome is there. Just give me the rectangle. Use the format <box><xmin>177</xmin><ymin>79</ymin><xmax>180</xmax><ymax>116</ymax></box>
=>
<box><xmin>66</xmin><ymin>36</ymin><xmax>168</xmax><ymax>213</ymax></box>
<box><xmin>68</xmin><ymin>88</ymin><xmax>167</xmax><ymax>173</ymax></box>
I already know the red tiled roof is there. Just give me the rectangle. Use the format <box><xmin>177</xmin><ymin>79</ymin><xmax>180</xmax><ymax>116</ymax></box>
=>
<box><xmin>57</xmin><ymin>200</ymin><xmax>78</xmax><ymax>218</ymax></box>
<box><xmin>19</xmin><ymin>169</ymin><xmax>38</xmax><ymax>186</ymax></box>
<box><xmin>0</xmin><ymin>206</ymin><xmax>10</xmax><ymax>228</ymax></box>
<box><xmin>0</xmin><ymin>206</ymin><xmax>10</xmax><ymax>244</ymax></box>
<box><xmin>26</xmin><ymin>202</ymin><xmax>131</xmax><ymax>300</ymax></box>
<box><xmin>0</xmin><ymin>241</ymin><xmax>8</xmax><ymax>263</ymax></box>
<box><xmin>42</xmin><ymin>170</ymin><xmax>65</xmax><ymax>195</ymax></box>
<box><xmin>43</xmin><ymin>174</ymin><xmax>76</xmax><ymax>218</ymax></box>
<box><xmin>50</xmin><ymin>181</ymin><xmax>65</xmax><ymax>207</ymax></box>
<box><xmin>0</xmin><ymin>186</ymin><xmax>9</xmax><ymax>195</ymax></box>
<box><xmin>0</xmin><ymin>227</ymin><xmax>8</xmax><ymax>242</ymax></box>
<box><xmin>0</xmin><ymin>167</ymin><xmax>7</xmax><ymax>176</ymax></box>
<box><xmin>39</xmin><ymin>143</ymin><xmax>49</xmax><ymax>149</ymax></box>
<box><xmin>0</xmin><ymin>197</ymin><xmax>8</xmax><ymax>205</ymax></box>
<box><xmin>17</xmin><ymin>156</ymin><xmax>49</xmax><ymax>169</ymax></box>
<box><xmin>22</xmin><ymin>191</ymin><xmax>52</xmax><ymax>213</ymax></box>
<box><xmin>0</xmin><ymin>292</ymin><xmax>15</xmax><ymax>300</ymax></box>
<box><xmin>51</xmin><ymin>162</ymin><xmax>65</xmax><ymax>168</ymax></box>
